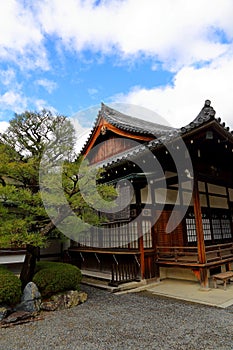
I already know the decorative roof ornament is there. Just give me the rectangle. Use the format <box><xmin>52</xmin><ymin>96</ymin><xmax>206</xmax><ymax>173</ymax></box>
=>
<box><xmin>180</xmin><ymin>99</ymin><xmax>216</xmax><ymax>134</ymax></box>
<box><xmin>191</xmin><ymin>99</ymin><xmax>216</xmax><ymax>124</ymax></box>
<box><xmin>100</xmin><ymin>125</ymin><xmax>107</xmax><ymax>135</ymax></box>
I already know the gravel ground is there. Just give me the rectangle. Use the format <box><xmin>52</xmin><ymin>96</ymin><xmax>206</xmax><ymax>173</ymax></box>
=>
<box><xmin>1</xmin><ymin>284</ymin><xmax>233</xmax><ymax>350</ymax></box>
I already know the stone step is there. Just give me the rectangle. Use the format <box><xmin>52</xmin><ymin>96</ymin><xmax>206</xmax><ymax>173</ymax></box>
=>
<box><xmin>81</xmin><ymin>269</ymin><xmax>111</xmax><ymax>281</ymax></box>
<box><xmin>81</xmin><ymin>275</ymin><xmax>157</xmax><ymax>293</ymax></box>
<box><xmin>81</xmin><ymin>276</ymin><xmax>116</xmax><ymax>292</ymax></box>
<box><xmin>81</xmin><ymin>269</ymin><xmax>160</xmax><ymax>293</ymax></box>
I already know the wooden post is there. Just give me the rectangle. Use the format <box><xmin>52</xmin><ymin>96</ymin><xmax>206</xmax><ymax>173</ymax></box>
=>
<box><xmin>135</xmin><ymin>187</ymin><xmax>145</xmax><ymax>280</ymax></box>
<box><xmin>193</xmin><ymin>178</ymin><xmax>208</xmax><ymax>288</ymax></box>
<box><xmin>138</xmin><ymin>226</ymin><xmax>145</xmax><ymax>279</ymax></box>
<box><xmin>152</xmin><ymin>209</ymin><xmax>162</xmax><ymax>280</ymax></box>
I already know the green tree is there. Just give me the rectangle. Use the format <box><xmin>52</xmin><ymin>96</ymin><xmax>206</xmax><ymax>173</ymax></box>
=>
<box><xmin>0</xmin><ymin>110</ymin><xmax>115</xmax><ymax>288</ymax></box>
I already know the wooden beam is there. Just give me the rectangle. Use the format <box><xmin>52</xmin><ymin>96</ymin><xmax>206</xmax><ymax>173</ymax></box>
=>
<box><xmin>106</xmin><ymin>123</ymin><xmax>153</xmax><ymax>142</ymax></box>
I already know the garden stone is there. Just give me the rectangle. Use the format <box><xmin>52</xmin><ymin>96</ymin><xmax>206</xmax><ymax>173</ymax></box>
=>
<box><xmin>77</xmin><ymin>291</ymin><xmax>88</xmax><ymax>303</ymax></box>
<box><xmin>65</xmin><ymin>290</ymin><xmax>87</xmax><ymax>308</ymax></box>
<box><xmin>41</xmin><ymin>291</ymin><xmax>87</xmax><ymax>311</ymax></box>
<box><xmin>16</xmin><ymin>282</ymin><xmax>41</xmax><ymax>313</ymax></box>
<box><xmin>1</xmin><ymin>310</ymin><xmax>33</xmax><ymax>325</ymax></box>
<box><xmin>0</xmin><ymin>306</ymin><xmax>10</xmax><ymax>321</ymax></box>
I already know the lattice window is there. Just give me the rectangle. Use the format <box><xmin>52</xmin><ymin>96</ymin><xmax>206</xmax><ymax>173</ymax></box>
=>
<box><xmin>78</xmin><ymin>231</ymin><xmax>91</xmax><ymax>247</ymax></box>
<box><xmin>92</xmin><ymin>227</ymin><xmax>99</xmax><ymax>247</ymax></box>
<box><xmin>142</xmin><ymin>220</ymin><xmax>153</xmax><ymax>248</ymax></box>
<box><xmin>186</xmin><ymin>215</ymin><xmax>212</xmax><ymax>242</ymax></box>
<box><xmin>119</xmin><ymin>223</ymin><xmax>128</xmax><ymax>248</ymax></box>
<box><xmin>129</xmin><ymin>221</ymin><xmax>138</xmax><ymax>249</ymax></box>
<box><xmin>221</xmin><ymin>215</ymin><xmax>232</xmax><ymax>239</ymax></box>
<box><xmin>212</xmin><ymin>219</ymin><xmax>222</xmax><ymax>239</ymax></box>
<box><xmin>109</xmin><ymin>224</ymin><xmax>117</xmax><ymax>247</ymax></box>
<box><xmin>202</xmin><ymin>214</ymin><xmax>212</xmax><ymax>240</ymax></box>
<box><xmin>212</xmin><ymin>215</ymin><xmax>222</xmax><ymax>240</ymax></box>
<box><xmin>211</xmin><ymin>213</ymin><xmax>232</xmax><ymax>240</ymax></box>
<box><xmin>186</xmin><ymin>211</ymin><xmax>232</xmax><ymax>243</ymax></box>
<box><xmin>77</xmin><ymin>234</ymin><xmax>85</xmax><ymax>246</ymax></box>
<box><xmin>102</xmin><ymin>229</ymin><xmax>110</xmax><ymax>248</ymax></box>
<box><xmin>186</xmin><ymin>217</ymin><xmax>212</xmax><ymax>242</ymax></box>
<box><xmin>186</xmin><ymin>216</ymin><xmax>197</xmax><ymax>242</ymax></box>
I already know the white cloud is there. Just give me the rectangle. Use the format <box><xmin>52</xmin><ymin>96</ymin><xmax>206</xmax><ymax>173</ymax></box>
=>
<box><xmin>0</xmin><ymin>0</ymin><xmax>48</xmax><ymax>70</ymax></box>
<box><xmin>36</xmin><ymin>0</ymin><xmax>233</xmax><ymax>69</ymax></box>
<box><xmin>71</xmin><ymin>118</ymin><xmax>91</xmax><ymax>153</ymax></box>
<box><xmin>0</xmin><ymin>68</ymin><xmax>16</xmax><ymax>86</ymax></box>
<box><xmin>88</xmin><ymin>88</ymin><xmax>99</xmax><ymax>97</ymax></box>
<box><xmin>0</xmin><ymin>121</ymin><xmax>9</xmax><ymax>133</ymax></box>
<box><xmin>0</xmin><ymin>90</ymin><xmax>28</xmax><ymax>113</ymax></box>
<box><xmin>0</xmin><ymin>0</ymin><xmax>232</xmax><ymax>131</ymax></box>
<box><xmin>0</xmin><ymin>0</ymin><xmax>232</xmax><ymax>72</ymax></box>
<box><xmin>36</xmin><ymin>79</ymin><xmax>57</xmax><ymax>94</ymax></box>
<box><xmin>117</xmin><ymin>52</ymin><xmax>233</xmax><ymax>128</ymax></box>
<box><xmin>34</xmin><ymin>99</ymin><xmax>57</xmax><ymax>114</ymax></box>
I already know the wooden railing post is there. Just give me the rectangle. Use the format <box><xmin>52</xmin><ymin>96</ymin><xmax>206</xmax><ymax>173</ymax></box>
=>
<box><xmin>110</xmin><ymin>261</ymin><xmax>140</xmax><ymax>286</ymax></box>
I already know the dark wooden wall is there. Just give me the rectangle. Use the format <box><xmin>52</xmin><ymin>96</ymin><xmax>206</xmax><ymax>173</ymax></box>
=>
<box><xmin>155</xmin><ymin>210</ymin><xmax>184</xmax><ymax>247</ymax></box>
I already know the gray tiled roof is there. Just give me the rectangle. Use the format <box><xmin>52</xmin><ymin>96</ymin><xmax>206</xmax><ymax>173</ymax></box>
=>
<box><xmin>80</xmin><ymin>102</ymin><xmax>175</xmax><ymax>155</ymax></box>
<box><xmin>99</xmin><ymin>103</ymin><xmax>175</xmax><ymax>137</ymax></box>
<box><xmin>90</xmin><ymin>100</ymin><xmax>233</xmax><ymax>168</ymax></box>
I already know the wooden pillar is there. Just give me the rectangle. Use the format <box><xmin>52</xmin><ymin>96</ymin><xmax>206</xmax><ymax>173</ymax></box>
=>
<box><xmin>135</xmin><ymin>187</ymin><xmax>145</xmax><ymax>279</ymax></box>
<box><xmin>138</xmin><ymin>225</ymin><xmax>145</xmax><ymax>279</ymax></box>
<box><xmin>193</xmin><ymin>178</ymin><xmax>208</xmax><ymax>288</ymax></box>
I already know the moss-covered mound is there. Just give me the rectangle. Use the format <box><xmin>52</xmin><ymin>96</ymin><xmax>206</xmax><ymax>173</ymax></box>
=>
<box><xmin>0</xmin><ymin>266</ymin><xmax>22</xmax><ymax>305</ymax></box>
<box><xmin>33</xmin><ymin>261</ymin><xmax>82</xmax><ymax>298</ymax></box>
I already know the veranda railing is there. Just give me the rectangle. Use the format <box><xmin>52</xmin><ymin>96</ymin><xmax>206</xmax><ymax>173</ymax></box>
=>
<box><xmin>156</xmin><ymin>242</ymin><xmax>233</xmax><ymax>264</ymax></box>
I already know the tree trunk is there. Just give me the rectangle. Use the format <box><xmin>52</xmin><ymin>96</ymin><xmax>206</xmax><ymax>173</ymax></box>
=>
<box><xmin>20</xmin><ymin>244</ymin><xmax>39</xmax><ymax>290</ymax></box>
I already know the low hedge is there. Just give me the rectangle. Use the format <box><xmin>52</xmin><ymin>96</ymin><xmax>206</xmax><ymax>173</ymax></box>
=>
<box><xmin>33</xmin><ymin>261</ymin><xmax>82</xmax><ymax>298</ymax></box>
<box><xmin>34</xmin><ymin>261</ymin><xmax>69</xmax><ymax>273</ymax></box>
<box><xmin>0</xmin><ymin>266</ymin><xmax>22</xmax><ymax>305</ymax></box>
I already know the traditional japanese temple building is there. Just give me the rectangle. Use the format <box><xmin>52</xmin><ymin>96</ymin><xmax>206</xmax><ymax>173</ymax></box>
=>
<box><xmin>68</xmin><ymin>100</ymin><xmax>233</xmax><ymax>288</ymax></box>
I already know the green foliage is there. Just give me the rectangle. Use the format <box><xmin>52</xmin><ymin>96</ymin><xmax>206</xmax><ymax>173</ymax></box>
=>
<box><xmin>0</xmin><ymin>110</ymin><xmax>76</xmax><ymax>248</ymax></box>
<box><xmin>33</xmin><ymin>262</ymin><xmax>82</xmax><ymax>298</ymax></box>
<box><xmin>34</xmin><ymin>261</ymin><xmax>69</xmax><ymax>273</ymax></box>
<box><xmin>0</xmin><ymin>110</ymin><xmax>116</xmax><ymax>251</ymax></box>
<box><xmin>0</xmin><ymin>266</ymin><xmax>22</xmax><ymax>305</ymax></box>
<box><xmin>0</xmin><ymin>109</ymin><xmax>116</xmax><ymax>287</ymax></box>
<box><xmin>0</xmin><ymin>109</ymin><xmax>76</xmax><ymax>159</ymax></box>
<box><xmin>0</xmin><ymin>185</ymin><xmax>48</xmax><ymax>248</ymax></box>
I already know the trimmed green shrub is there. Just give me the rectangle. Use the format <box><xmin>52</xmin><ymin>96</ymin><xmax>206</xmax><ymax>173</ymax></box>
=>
<box><xmin>0</xmin><ymin>266</ymin><xmax>22</xmax><ymax>305</ymax></box>
<box><xmin>34</xmin><ymin>261</ymin><xmax>69</xmax><ymax>273</ymax></box>
<box><xmin>33</xmin><ymin>262</ymin><xmax>82</xmax><ymax>298</ymax></box>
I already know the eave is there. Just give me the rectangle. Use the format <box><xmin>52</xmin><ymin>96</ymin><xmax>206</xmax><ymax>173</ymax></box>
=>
<box><xmin>82</xmin><ymin>116</ymin><xmax>153</xmax><ymax>157</ymax></box>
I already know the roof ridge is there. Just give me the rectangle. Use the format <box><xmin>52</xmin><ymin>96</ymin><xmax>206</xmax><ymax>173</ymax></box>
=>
<box><xmin>100</xmin><ymin>102</ymin><xmax>175</xmax><ymax>135</ymax></box>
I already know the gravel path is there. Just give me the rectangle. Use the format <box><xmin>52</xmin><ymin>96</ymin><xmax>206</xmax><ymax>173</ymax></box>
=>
<box><xmin>1</xmin><ymin>284</ymin><xmax>233</xmax><ymax>350</ymax></box>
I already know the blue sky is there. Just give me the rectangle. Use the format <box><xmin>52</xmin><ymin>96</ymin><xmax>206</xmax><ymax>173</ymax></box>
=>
<box><xmin>0</xmin><ymin>0</ymin><xmax>233</xmax><ymax>138</ymax></box>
